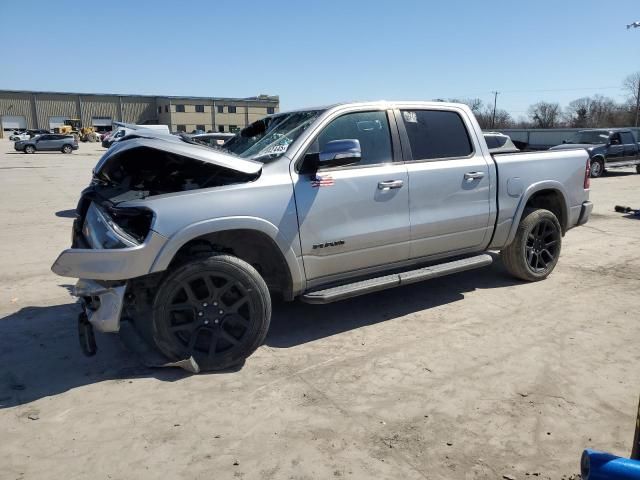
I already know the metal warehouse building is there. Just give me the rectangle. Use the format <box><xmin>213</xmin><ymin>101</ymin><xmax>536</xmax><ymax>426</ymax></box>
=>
<box><xmin>0</xmin><ymin>90</ymin><xmax>279</xmax><ymax>137</ymax></box>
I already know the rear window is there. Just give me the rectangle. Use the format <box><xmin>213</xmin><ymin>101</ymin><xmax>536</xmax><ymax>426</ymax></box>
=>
<box><xmin>401</xmin><ymin>110</ymin><xmax>473</xmax><ymax>160</ymax></box>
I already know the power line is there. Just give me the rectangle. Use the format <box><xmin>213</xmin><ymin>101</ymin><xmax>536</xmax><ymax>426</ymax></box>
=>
<box><xmin>446</xmin><ymin>86</ymin><xmax>623</xmax><ymax>99</ymax></box>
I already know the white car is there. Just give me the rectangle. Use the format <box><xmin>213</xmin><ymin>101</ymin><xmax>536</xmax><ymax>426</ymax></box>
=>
<box><xmin>10</xmin><ymin>132</ymin><xmax>30</xmax><ymax>141</ymax></box>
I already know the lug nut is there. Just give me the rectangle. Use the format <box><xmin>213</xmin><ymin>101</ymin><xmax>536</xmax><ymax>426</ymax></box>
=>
<box><xmin>219</xmin><ymin>310</ymin><xmax>224</xmax><ymax>315</ymax></box>
<box><xmin>214</xmin><ymin>319</ymin><xmax>219</xmax><ymax>324</ymax></box>
<box><xmin>204</xmin><ymin>320</ymin><xmax>209</xmax><ymax>325</ymax></box>
<box><xmin>202</xmin><ymin>302</ymin><xmax>208</xmax><ymax>307</ymax></box>
<box><xmin>213</xmin><ymin>302</ymin><xmax>218</xmax><ymax>306</ymax></box>
<box><xmin>198</xmin><ymin>311</ymin><xmax>204</xmax><ymax>317</ymax></box>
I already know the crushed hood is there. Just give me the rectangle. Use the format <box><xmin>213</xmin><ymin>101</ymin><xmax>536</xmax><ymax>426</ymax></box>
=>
<box><xmin>94</xmin><ymin>133</ymin><xmax>263</xmax><ymax>175</ymax></box>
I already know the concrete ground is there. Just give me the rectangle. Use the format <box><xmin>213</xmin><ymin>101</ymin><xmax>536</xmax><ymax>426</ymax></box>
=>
<box><xmin>0</xmin><ymin>138</ymin><xmax>639</xmax><ymax>480</ymax></box>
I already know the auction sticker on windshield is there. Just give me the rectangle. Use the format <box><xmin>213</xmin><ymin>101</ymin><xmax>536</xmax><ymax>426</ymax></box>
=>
<box><xmin>261</xmin><ymin>144</ymin><xmax>289</xmax><ymax>156</ymax></box>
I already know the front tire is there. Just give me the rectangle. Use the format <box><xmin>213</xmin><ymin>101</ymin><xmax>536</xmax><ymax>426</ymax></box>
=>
<box><xmin>501</xmin><ymin>208</ymin><xmax>562</xmax><ymax>282</ymax></box>
<box><xmin>150</xmin><ymin>254</ymin><xmax>271</xmax><ymax>371</ymax></box>
<box><xmin>590</xmin><ymin>158</ymin><xmax>604</xmax><ymax>178</ymax></box>
<box><xmin>24</xmin><ymin>145</ymin><xmax>35</xmax><ymax>154</ymax></box>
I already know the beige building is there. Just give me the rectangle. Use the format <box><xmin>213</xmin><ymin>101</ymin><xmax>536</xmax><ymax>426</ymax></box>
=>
<box><xmin>0</xmin><ymin>90</ymin><xmax>279</xmax><ymax>137</ymax></box>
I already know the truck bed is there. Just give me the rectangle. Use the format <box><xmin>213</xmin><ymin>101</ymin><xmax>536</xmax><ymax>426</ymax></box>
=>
<box><xmin>488</xmin><ymin>148</ymin><xmax>590</xmax><ymax>249</ymax></box>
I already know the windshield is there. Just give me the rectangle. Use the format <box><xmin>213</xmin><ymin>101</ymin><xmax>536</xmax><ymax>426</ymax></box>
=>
<box><xmin>222</xmin><ymin>110</ymin><xmax>324</xmax><ymax>162</ymax></box>
<box><xmin>566</xmin><ymin>131</ymin><xmax>609</xmax><ymax>145</ymax></box>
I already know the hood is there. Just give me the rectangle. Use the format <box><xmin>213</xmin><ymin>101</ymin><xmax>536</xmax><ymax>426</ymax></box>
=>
<box><xmin>94</xmin><ymin>133</ymin><xmax>262</xmax><ymax>175</ymax></box>
<box><xmin>550</xmin><ymin>143</ymin><xmax>603</xmax><ymax>151</ymax></box>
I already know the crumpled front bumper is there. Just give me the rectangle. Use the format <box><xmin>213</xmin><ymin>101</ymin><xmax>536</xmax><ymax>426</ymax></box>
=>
<box><xmin>51</xmin><ymin>230</ymin><xmax>167</xmax><ymax>280</ymax></box>
<box><xmin>73</xmin><ymin>279</ymin><xmax>127</xmax><ymax>333</ymax></box>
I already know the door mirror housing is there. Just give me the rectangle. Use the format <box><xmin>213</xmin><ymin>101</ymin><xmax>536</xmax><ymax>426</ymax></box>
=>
<box><xmin>318</xmin><ymin>139</ymin><xmax>361</xmax><ymax>168</ymax></box>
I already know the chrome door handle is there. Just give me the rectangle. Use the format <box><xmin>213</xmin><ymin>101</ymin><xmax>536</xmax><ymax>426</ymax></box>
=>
<box><xmin>464</xmin><ymin>171</ymin><xmax>485</xmax><ymax>181</ymax></box>
<box><xmin>378</xmin><ymin>180</ymin><xmax>404</xmax><ymax>190</ymax></box>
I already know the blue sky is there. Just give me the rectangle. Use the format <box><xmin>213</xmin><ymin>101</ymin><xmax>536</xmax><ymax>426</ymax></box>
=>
<box><xmin>1</xmin><ymin>0</ymin><xmax>639</xmax><ymax>120</ymax></box>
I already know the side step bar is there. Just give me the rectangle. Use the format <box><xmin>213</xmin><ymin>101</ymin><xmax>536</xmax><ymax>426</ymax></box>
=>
<box><xmin>301</xmin><ymin>254</ymin><xmax>493</xmax><ymax>304</ymax></box>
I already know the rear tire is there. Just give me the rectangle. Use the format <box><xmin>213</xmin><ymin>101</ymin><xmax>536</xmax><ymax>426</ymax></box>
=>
<box><xmin>61</xmin><ymin>144</ymin><xmax>73</xmax><ymax>154</ymax></box>
<box><xmin>501</xmin><ymin>208</ymin><xmax>562</xmax><ymax>282</ymax></box>
<box><xmin>24</xmin><ymin>145</ymin><xmax>35</xmax><ymax>154</ymax></box>
<box><xmin>590</xmin><ymin>158</ymin><xmax>604</xmax><ymax>178</ymax></box>
<box><xmin>150</xmin><ymin>254</ymin><xmax>271</xmax><ymax>372</ymax></box>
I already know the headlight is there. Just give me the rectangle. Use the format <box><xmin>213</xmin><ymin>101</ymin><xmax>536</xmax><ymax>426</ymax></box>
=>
<box><xmin>82</xmin><ymin>202</ymin><xmax>140</xmax><ymax>249</ymax></box>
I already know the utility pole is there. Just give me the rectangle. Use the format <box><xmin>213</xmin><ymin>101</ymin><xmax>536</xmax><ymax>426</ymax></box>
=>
<box><xmin>635</xmin><ymin>81</ymin><xmax>640</xmax><ymax>127</ymax></box>
<box><xmin>491</xmin><ymin>91</ymin><xmax>499</xmax><ymax>129</ymax></box>
<box><xmin>628</xmin><ymin>22</ymin><xmax>640</xmax><ymax>126</ymax></box>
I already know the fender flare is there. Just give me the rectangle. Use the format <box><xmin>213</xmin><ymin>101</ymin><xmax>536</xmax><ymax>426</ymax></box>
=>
<box><xmin>505</xmin><ymin>181</ymin><xmax>570</xmax><ymax>246</ymax></box>
<box><xmin>149</xmin><ymin>216</ymin><xmax>306</xmax><ymax>294</ymax></box>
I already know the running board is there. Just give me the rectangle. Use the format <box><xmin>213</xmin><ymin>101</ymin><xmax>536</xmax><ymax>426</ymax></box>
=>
<box><xmin>301</xmin><ymin>254</ymin><xmax>493</xmax><ymax>304</ymax></box>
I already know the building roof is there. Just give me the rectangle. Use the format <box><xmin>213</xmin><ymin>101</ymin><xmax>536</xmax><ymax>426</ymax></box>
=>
<box><xmin>0</xmin><ymin>89</ymin><xmax>279</xmax><ymax>104</ymax></box>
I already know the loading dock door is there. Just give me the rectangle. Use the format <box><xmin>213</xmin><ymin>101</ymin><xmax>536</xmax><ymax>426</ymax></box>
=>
<box><xmin>92</xmin><ymin>116</ymin><xmax>112</xmax><ymax>132</ymax></box>
<box><xmin>49</xmin><ymin>116</ymin><xmax>69</xmax><ymax>130</ymax></box>
<box><xmin>1</xmin><ymin>115</ymin><xmax>27</xmax><ymax>131</ymax></box>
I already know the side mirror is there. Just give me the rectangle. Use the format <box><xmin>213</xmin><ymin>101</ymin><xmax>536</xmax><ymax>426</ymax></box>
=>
<box><xmin>318</xmin><ymin>139</ymin><xmax>361</xmax><ymax>168</ymax></box>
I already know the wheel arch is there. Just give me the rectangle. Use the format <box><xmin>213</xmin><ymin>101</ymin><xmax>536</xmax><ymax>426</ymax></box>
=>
<box><xmin>506</xmin><ymin>182</ymin><xmax>569</xmax><ymax>245</ymax></box>
<box><xmin>149</xmin><ymin>217</ymin><xmax>305</xmax><ymax>300</ymax></box>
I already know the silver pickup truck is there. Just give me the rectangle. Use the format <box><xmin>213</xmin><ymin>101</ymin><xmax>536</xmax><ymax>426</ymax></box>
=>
<box><xmin>52</xmin><ymin>101</ymin><xmax>593</xmax><ymax>371</ymax></box>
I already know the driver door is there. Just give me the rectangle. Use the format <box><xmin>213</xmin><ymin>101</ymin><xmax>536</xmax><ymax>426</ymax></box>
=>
<box><xmin>292</xmin><ymin>110</ymin><xmax>410</xmax><ymax>283</ymax></box>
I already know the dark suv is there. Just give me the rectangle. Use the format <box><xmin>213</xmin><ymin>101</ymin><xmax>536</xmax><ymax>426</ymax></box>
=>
<box><xmin>550</xmin><ymin>128</ymin><xmax>640</xmax><ymax>177</ymax></box>
<box><xmin>14</xmin><ymin>134</ymin><xmax>78</xmax><ymax>154</ymax></box>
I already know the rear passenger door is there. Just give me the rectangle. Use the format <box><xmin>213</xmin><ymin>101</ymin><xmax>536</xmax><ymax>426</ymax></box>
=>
<box><xmin>620</xmin><ymin>131</ymin><xmax>639</xmax><ymax>161</ymax></box>
<box><xmin>396</xmin><ymin>108</ymin><xmax>492</xmax><ymax>259</ymax></box>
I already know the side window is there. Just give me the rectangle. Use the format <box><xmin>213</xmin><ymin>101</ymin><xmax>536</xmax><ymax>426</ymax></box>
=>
<box><xmin>611</xmin><ymin>133</ymin><xmax>622</xmax><ymax>144</ymax></box>
<box><xmin>401</xmin><ymin>110</ymin><xmax>473</xmax><ymax>160</ymax></box>
<box><xmin>39</xmin><ymin>135</ymin><xmax>50</xmax><ymax>140</ymax></box>
<box><xmin>484</xmin><ymin>136</ymin><xmax>498</xmax><ymax>149</ymax></box>
<box><xmin>313</xmin><ymin>111</ymin><xmax>392</xmax><ymax>168</ymax></box>
<box><xmin>620</xmin><ymin>132</ymin><xmax>635</xmax><ymax>144</ymax></box>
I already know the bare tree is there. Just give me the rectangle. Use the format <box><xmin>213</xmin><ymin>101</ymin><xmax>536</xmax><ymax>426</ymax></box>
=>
<box><xmin>528</xmin><ymin>102</ymin><xmax>562</xmax><ymax>128</ymax></box>
<box><xmin>623</xmin><ymin>72</ymin><xmax>640</xmax><ymax>126</ymax></box>
<box><xmin>564</xmin><ymin>97</ymin><xmax>591</xmax><ymax>127</ymax></box>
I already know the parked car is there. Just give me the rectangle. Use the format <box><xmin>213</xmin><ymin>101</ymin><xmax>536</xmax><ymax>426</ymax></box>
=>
<box><xmin>190</xmin><ymin>132</ymin><xmax>235</xmax><ymax>147</ymax></box>
<box><xmin>27</xmin><ymin>129</ymin><xmax>51</xmax><ymax>137</ymax></box>
<box><xmin>483</xmin><ymin>132</ymin><xmax>520</xmax><ymax>154</ymax></box>
<box><xmin>52</xmin><ymin>101</ymin><xmax>592</xmax><ymax>371</ymax></box>
<box><xmin>102</xmin><ymin>123</ymin><xmax>170</xmax><ymax>148</ymax></box>
<box><xmin>550</xmin><ymin>128</ymin><xmax>640</xmax><ymax>177</ymax></box>
<box><xmin>9</xmin><ymin>132</ymin><xmax>30</xmax><ymax>141</ymax></box>
<box><xmin>15</xmin><ymin>134</ymin><xmax>78</xmax><ymax>153</ymax></box>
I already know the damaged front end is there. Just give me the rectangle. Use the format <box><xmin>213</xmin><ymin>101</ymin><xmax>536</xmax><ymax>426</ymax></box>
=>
<box><xmin>52</xmin><ymin>134</ymin><xmax>262</xmax><ymax>358</ymax></box>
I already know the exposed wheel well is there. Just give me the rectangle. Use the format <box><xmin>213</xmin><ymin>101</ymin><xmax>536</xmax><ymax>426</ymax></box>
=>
<box><xmin>168</xmin><ymin>229</ymin><xmax>293</xmax><ymax>300</ymax></box>
<box><xmin>524</xmin><ymin>189</ymin><xmax>567</xmax><ymax>234</ymax></box>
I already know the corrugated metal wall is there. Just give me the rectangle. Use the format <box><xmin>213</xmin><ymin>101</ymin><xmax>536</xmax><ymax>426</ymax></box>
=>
<box><xmin>35</xmin><ymin>94</ymin><xmax>79</xmax><ymax>128</ymax></box>
<box><xmin>0</xmin><ymin>92</ymin><xmax>35</xmax><ymax>128</ymax></box>
<box><xmin>121</xmin><ymin>97</ymin><xmax>157</xmax><ymax>124</ymax></box>
<box><xmin>80</xmin><ymin>95</ymin><xmax>119</xmax><ymax>126</ymax></box>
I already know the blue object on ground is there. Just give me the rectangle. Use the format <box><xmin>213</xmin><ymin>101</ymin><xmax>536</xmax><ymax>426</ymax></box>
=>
<box><xmin>582</xmin><ymin>449</ymin><xmax>640</xmax><ymax>480</ymax></box>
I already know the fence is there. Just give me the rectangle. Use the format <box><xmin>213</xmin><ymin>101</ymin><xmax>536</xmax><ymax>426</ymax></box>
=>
<box><xmin>491</xmin><ymin>128</ymin><xmax>640</xmax><ymax>150</ymax></box>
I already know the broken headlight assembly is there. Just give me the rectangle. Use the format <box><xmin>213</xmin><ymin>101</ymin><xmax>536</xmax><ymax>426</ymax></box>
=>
<box><xmin>82</xmin><ymin>202</ymin><xmax>150</xmax><ymax>249</ymax></box>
